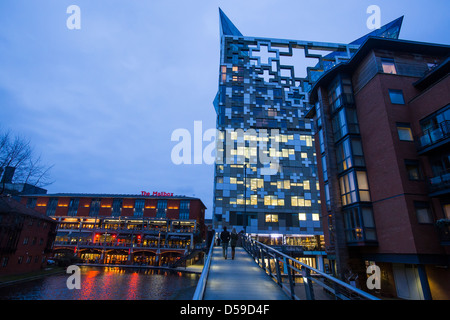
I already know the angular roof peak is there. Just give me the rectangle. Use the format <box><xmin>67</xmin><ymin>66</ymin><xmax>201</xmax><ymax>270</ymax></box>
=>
<box><xmin>350</xmin><ymin>16</ymin><xmax>404</xmax><ymax>45</ymax></box>
<box><xmin>219</xmin><ymin>8</ymin><xmax>243</xmax><ymax>36</ymax></box>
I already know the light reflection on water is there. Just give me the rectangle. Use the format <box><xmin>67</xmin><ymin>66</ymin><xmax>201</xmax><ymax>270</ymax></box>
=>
<box><xmin>0</xmin><ymin>266</ymin><xmax>199</xmax><ymax>300</ymax></box>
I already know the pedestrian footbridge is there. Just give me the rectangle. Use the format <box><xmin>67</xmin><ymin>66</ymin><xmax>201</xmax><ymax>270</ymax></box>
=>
<box><xmin>193</xmin><ymin>235</ymin><xmax>379</xmax><ymax>300</ymax></box>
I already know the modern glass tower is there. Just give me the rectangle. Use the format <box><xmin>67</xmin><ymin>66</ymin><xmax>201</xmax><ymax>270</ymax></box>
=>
<box><xmin>212</xmin><ymin>9</ymin><xmax>403</xmax><ymax>247</ymax></box>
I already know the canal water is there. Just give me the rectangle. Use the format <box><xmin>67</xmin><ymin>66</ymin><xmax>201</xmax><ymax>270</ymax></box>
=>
<box><xmin>0</xmin><ymin>266</ymin><xmax>200</xmax><ymax>300</ymax></box>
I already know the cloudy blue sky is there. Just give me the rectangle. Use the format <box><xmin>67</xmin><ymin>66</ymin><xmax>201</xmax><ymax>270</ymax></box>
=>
<box><xmin>1</xmin><ymin>0</ymin><xmax>449</xmax><ymax>219</ymax></box>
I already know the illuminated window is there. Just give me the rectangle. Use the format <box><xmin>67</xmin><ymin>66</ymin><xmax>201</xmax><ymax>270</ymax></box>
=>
<box><xmin>264</xmin><ymin>195</ymin><xmax>278</xmax><ymax>206</ymax></box>
<box><xmin>221</xmin><ymin>65</ymin><xmax>227</xmax><ymax>82</ymax></box>
<box><xmin>299</xmin><ymin>213</ymin><xmax>306</xmax><ymax>221</ymax></box>
<box><xmin>291</xmin><ymin>196</ymin><xmax>305</xmax><ymax>207</ymax></box>
<box><xmin>250</xmin><ymin>195</ymin><xmax>257</xmax><ymax>205</ymax></box>
<box><xmin>356</xmin><ymin>171</ymin><xmax>371</xmax><ymax>202</ymax></box>
<box><xmin>339</xmin><ymin>172</ymin><xmax>357</xmax><ymax>206</ymax></box>
<box><xmin>381</xmin><ymin>58</ymin><xmax>397</xmax><ymax>74</ymax></box>
<box><xmin>268</xmin><ymin>108</ymin><xmax>277</xmax><ymax>117</ymax></box>
<box><xmin>303</xmin><ymin>180</ymin><xmax>310</xmax><ymax>190</ymax></box>
<box><xmin>265</xmin><ymin>214</ymin><xmax>278</xmax><ymax>223</ymax></box>
<box><xmin>312</xmin><ymin>214</ymin><xmax>320</xmax><ymax>221</ymax></box>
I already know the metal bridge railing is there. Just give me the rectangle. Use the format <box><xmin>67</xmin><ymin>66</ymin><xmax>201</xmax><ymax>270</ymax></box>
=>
<box><xmin>192</xmin><ymin>239</ymin><xmax>215</xmax><ymax>300</ymax></box>
<box><xmin>241</xmin><ymin>235</ymin><xmax>379</xmax><ymax>300</ymax></box>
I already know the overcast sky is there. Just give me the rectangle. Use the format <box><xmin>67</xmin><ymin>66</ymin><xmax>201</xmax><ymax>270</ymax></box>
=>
<box><xmin>1</xmin><ymin>0</ymin><xmax>449</xmax><ymax>219</ymax></box>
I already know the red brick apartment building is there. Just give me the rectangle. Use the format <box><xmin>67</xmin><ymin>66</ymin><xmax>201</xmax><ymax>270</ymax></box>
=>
<box><xmin>19</xmin><ymin>193</ymin><xmax>207</xmax><ymax>267</ymax></box>
<box><xmin>306</xmin><ymin>37</ymin><xmax>450</xmax><ymax>299</ymax></box>
<box><xmin>0</xmin><ymin>195</ymin><xmax>57</xmax><ymax>276</ymax></box>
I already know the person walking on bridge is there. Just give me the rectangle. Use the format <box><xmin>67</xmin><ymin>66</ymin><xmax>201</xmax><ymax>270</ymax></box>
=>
<box><xmin>220</xmin><ymin>226</ymin><xmax>230</xmax><ymax>259</ymax></box>
<box><xmin>230</xmin><ymin>228</ymin><xmax>238</xmax><ymax>260</ymax></box>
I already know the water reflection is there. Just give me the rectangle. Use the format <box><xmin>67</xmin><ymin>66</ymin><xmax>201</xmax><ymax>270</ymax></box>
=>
<box><xmin>0</xmin><ymin>266</ymin><xmax>199</xmax><ymax>300</ymax></box>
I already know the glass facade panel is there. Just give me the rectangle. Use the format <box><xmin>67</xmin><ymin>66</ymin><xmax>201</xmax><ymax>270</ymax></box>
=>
<box><xmin>89</xmin><ymin>199</ymin><xmax>101</xmax><ymax>217</ymax></box>
<box><xmin>46</xmin><ymin>198</ymin><xmax>58</xmax><ymax>216</ymax></box>
<box><xmin>157</xmin><ymin>200</ymin><xmax>167</xmax><ymax>218</ymax></box>
<box><xmin>68</xmin><ymin>198</ymin><xmax>79</xmax><ymax>216</ymax></box>
<box><xmin>112</xmin><ymin>199</ymin><xmax>122</xmax><ymax>217</ymax></box>
<box><xmin>134</xmin><ymin>199</ymin><xmax>145</xmax><ymax>217</ymax></box>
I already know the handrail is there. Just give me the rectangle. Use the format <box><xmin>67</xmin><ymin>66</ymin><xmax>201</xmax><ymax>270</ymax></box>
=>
<box><xmin>192</xmin><ymin>238</ymin><xmax>215</xmax><ymax>300</ymax></box>
<box><xmin>241</xmin><ymin>235</ymin><xmax>379</xmax><ymax>300</ymax></box>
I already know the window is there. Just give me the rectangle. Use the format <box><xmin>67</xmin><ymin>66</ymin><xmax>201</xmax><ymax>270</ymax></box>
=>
<box><xmin>157</xmin><ymin>200</ymin><xmax>167</xmax><ymax>218</ymax></box>
<box><xmin>315</xmin><ymin>102</ymin><xmax>322</xmax><ymax>129</ymax></box>
<box><xmin>356</xmin><ymin>171</ymin><xmax>371</xmax><ymax>202</ymax></box>
<box><xmin>344</xmin><ymin>206</ymin><xmax>377</xmax><ymax>242</ymax></box>
<box><xmin>268</xmin><ymin>108</ymin><xmax>277</xmax><ymax>117</ymax></box>
<box><xmin>443</xmin><ymin>204</ymin><xmax>450</xmax><ymax>220</ymax></box>
<box><xmin>312</xmin><ymin>214</ymin><xmax>320</xmax><ymax>221</ymax></box>
<box><xmin>339</xmin><ymin>170</ymin><xmax>371</xmax><ymax>205</ymax></box>
<box><xmin>134</xmin><ymin>199</ymin><xmax>145</xmax><ymax>218</ymax></box>
<box><xmin>381</xmin><ymin>58</ymin><xmax>397</xmax><ymax>74</ymax></box>
<box><xmin>339</xmin><ymin>172</ymin><xmax>357</xmax><ymax>206</ymax></box>
<box><xmin>46</xmin><ymin>198</ymin><xmax>58</xmax><ymax>216</ymax></box>
<box><xmin>328</xmin><ymin>77</ymin><xmax>354</xmax><ymax>112</ymax></box>
<box><xmin>336</xmin><ymin>138</ymin><xmax>352</xmax><ymax>172</ymax></box>
<box><xmin>112</xmin><ymin>199</ymin><xmax>122</xmax><ymax>217</ymax></box>
<box><xmin>180</xmin><ymin>200</ymin><xmax>190</xmax><ymax>220</ymax></box>
<box><xmin>397</xmin><ymin>123</ymin><xmax>414</xmax><ymax>141</ymax></box>
<box><xmin>324</xmin><ymin>184</ymin><xmax>331</xmax><ymax>210</ymax></box>
<box><xmin>332</xmin><ymin>108</ymin><xmax>359</xmax><ymax>141</ymax></box>
<box><xmin>415</xmin><ymin>202</ymin><xmax>433</xmax><ymax>224</ymax></box>
<box><xmin>68</xmin><ymin>198</ymin><xmax>79</xmax><ymax>216</ymax></box>
<box><xmin>2</xmin><ymin>257</ymin><xmax>8</xmax><ymax>267</ymax></box>
<box><xmin>318</xmin><ymin>129</ymin><xmax>325</xmax><ymax>154</ymax></box>
<box><xmin>405</xmin><ymin>160</ymin><xmax>422</xmax><ymax>180</ymax></box>
<box><xmin>26</xmin><ymin>198</ymin><xmax>37</xmax><ymax>208</ymax></box>
<box><xmin>265</xmin><ymin>214</ymin><xmax>278</xmax><ymax>223</ymax></box>
<box><xmin>322</xmin><ymin>155</ymin><xmax>328</xmax><ymax>182</ymax></box>
<box><xmin>299</xmin><ymin>213</ymin><xmax>307</xmax><ymax>221</ymax></box>
<box><xmin>361</xmin><ymin>207</ymin><xmax>377</xmax><ymax>241</ymax></box>
<box><xmin>389</xmin><ymin>89</ymin><xmax>405</xmax><ymax>104</ymax></box>
<box><xmin>89</xmin><ymin>199</ymin><xmax>101</xmax><ymax>217</ymax></box>
<box><xmin>179</xmin><ymin>212</ymin><xmax>189</xmax><ymax>220</ymax></box>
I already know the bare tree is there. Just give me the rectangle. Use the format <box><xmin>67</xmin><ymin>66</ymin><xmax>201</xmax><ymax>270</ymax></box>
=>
<box><xmin>0</xmin><ymin>129</ymin><xmax>54</xmax><ymax>193</ymax></box>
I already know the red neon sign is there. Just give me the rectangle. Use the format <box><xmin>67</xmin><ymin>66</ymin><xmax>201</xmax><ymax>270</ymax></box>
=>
<box><xmin>141</xmin><ymin>191</ymin><xmax>174</xmax><ymax>197</ymax></box>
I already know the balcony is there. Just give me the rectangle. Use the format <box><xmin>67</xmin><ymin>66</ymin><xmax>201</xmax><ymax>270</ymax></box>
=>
<box><xmin>428</xmin><ymin>171</ymin><xmax>450</xmax><ymax>197</ymax></box>
<box><xmin>416</xmin><ymin>120</ymin><xmax>450</xmax><ymax>154</ymax></box>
